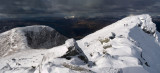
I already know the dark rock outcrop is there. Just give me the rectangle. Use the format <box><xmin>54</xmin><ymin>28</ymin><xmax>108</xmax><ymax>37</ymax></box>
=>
<box><xmin>61</xmin><ymin>38</ymin><xmax>88</xmax><ymax>63</ymax></box>
<box><xmin>23</xmin><ymin>25</ymin><xmax>67</xmax><ymax>49</ymax></box>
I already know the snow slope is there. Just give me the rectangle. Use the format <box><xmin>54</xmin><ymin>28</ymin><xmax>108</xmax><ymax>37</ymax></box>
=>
<box><xmin>0</xmin><ymin>25</ymin><xmax>67</xmax><ymax>57</ymax></box>
<box><xmin>77</xmin><ymin>14</ymin><xmax>160</xmax><ymax>73</ymax></box>
<box><xmin>0</xmin><ymin>14</ymin><xmax>160</xmax><ymax>73</ymax></box>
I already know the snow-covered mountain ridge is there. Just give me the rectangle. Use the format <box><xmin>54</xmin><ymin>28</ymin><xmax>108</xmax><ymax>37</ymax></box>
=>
<box><xmin>0</xmin><ymin>25</ymin><xmax>67</xmax><ymax>57</ymax></box>
<box><xmin>0</xmin><ymin>14</ymin><xmax>160</xmax><ymax>73</ymax></box>
<box><xmin>77</xmin><ymin>14</ymin><xmax>160</xmax><ymax>73</ymax></box>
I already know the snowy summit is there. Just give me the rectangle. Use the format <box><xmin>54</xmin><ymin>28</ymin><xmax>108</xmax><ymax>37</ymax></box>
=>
<box><xmin>0</xmin><ymin>14</ymin><xmax>160</xmax><ymax>73</ymax></box>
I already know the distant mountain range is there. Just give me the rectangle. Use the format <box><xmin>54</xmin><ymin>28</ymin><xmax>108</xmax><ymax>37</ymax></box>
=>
<box><xmin>0</xmin><ymin>16</ymin><xmax>160</xmax><ymax>40</ymax></box>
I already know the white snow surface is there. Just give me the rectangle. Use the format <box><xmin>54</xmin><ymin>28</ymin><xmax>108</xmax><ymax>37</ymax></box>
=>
<box><xmin>0</xmin><ymin>14</ymin><xmax>160</xmax><ymax>73</ymax></box>
<box><xmin>77</xmin><ymin>14</ymin><xmax>160</xmax><ymax>73</ymax></box>
<box><xmin>65</xmin><ymin>38</ymin><xmax>76</xmax><ymax>48</ymax></box>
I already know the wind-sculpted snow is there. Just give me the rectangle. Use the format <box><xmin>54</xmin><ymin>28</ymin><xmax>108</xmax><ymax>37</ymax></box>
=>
<box><xmin>77</xmin><ymin>14</ymin><xmax>160</xmax><ymax>73</ymax></box>
<box><xmin>0</xmin><ymin>14</ymin><xmax>160</xmax><ymax>73</ymax></box>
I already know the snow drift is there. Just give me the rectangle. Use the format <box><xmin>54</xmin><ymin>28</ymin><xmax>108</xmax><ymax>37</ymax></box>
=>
<box><xmin>0</xmin><ymin>14</ymin><xmax>160</xmax><ymax>73</ymax></box>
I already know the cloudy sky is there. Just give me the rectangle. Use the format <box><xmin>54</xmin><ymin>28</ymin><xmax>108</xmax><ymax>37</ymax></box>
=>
<box><xmin>0</xmin><ymin>0</ymin><xmax>160</xmax><ymax>18</ymax></box>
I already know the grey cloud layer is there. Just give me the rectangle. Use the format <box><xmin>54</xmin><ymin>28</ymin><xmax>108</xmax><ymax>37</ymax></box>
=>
<box><xmin>0</xmin><ymin>0</ymin><xmax>159</xmax><ymax>17</ymax></box>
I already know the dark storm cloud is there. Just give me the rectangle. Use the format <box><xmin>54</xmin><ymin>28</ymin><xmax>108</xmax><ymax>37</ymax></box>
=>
<box><xmin>0</xmin><ymin>0</ymin><xmax>160</xmax><ymax>17</ymax></box>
